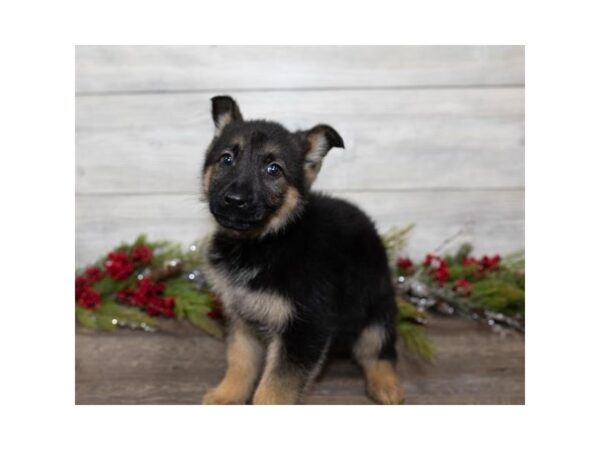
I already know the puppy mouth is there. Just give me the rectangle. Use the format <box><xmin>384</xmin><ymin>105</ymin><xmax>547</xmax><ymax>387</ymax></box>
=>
<box><xmin>213</xmin><ymin>213</ymin><xmax>264</xmax><ymax>231</ymax></box>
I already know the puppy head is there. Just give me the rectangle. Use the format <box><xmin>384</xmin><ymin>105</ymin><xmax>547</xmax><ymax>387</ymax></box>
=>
<box><xmin>202</xmin><ymin>96</ymin><xmax>344</xmax><ymax>237</ymax></box>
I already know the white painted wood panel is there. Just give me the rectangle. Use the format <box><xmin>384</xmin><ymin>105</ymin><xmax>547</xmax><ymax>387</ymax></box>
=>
<box><xmin>75</xmin><ymin>46</ymin><xmax>524</xmax><ymax>93</ymax></box>
<box><xmin>75</xmin><ymin>46</ymin><xmax>525</xmax><ymax>267</ymax></box>
<box><xmin>76</xmin><ymin>88</ymin><xmax>524</xmax><ymax>194</ymax></box>
<box><xmin>75</xmin><ymin>190</ymin><xmax>524</xmax><ymax>266</ymax></box>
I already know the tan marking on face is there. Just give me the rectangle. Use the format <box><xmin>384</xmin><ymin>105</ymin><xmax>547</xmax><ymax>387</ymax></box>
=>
<box><xmin>204</xmin><ymin>135</ymin><xmax>244</xmax><ymax>193</ymax></box>
<box><xmin>253</xmin><ymin>337</ymin><xmax>302</xmax><ymax>405</ymax></box>
<box><xmin>202</xmin><ymin>165</ymin><xmax>214</xmax><ymax>196</ymax></box>
<box><xmin>232</xmin><ymin>136</ymin><xmax>245</xmax><ymax>147</ymax></box>
<box><xmin>202</xmin><ymin>321</ymin><xmax>264</xmax><ymax>405</ymax></box>
<box><xmin>363</xmin><ymin>360</ymin><xmax>405</xmax><ymax>405</ymax></box>
<box><xmin>262</xmin><ymin>186</ymin><xmax>301</xmax><ymax>236</ymax></box>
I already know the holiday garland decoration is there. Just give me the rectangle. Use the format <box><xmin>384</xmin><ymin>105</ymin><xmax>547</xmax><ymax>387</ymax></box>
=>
<box><xmin>75</xmin><ymin>228</ymin><xmax>525</xmax><ymax>362</ymax></box>
<box><xmin>75</xmin><ymin>235</ymin><xmax>223</xmax><ymax>338</ymax></box>
<box><xmin>389</xmin><ymin>227</ymin><xmax>525</xmax><ymax>336</ymax></box>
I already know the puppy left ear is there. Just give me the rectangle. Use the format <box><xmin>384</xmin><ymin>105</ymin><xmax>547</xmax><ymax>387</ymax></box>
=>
<box><xmin>299</xmin><ymin>124</ymin><xmax>345</xmax><ymax>187</ymax></box>
<box><xmin>211</xmin><ymin>96</ymin><xmax>243</xmax><ymax>135</ymax></box>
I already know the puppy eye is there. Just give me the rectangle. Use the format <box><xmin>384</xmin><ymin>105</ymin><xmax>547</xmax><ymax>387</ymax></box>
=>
<box><xmin>266</xmin><ymin>163</ymin><xmax>282</xmax><ymax>177</ymax></box>
<box><xmin>220</xmin><ymin>153</ymin><xmax>234</xmax><ymax>166</ymax></box>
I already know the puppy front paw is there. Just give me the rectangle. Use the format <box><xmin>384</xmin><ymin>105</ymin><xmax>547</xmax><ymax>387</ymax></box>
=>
<box><xmin>202</xmin><ymin>386</ymin><xmax>248</xmax><ymax>405</ymax></box>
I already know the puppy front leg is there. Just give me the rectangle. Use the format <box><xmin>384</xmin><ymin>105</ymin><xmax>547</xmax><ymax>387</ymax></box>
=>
<box><xmin>203</xmin><ymin>321</ymin><xmax>263</xmax><ymax>405</ymax></box>
<box><xmin>252</xmin><ymin>337</ymin><xmax>301</xmax><ymax>404</ymax></box>
<box><xmin>253</xmin><ymin>334</ymin><xmax>329</xmax><ymax>405</ymax></box>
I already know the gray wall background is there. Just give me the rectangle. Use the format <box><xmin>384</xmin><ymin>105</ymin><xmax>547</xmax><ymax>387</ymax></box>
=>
<box><xmin>75</xmin><ymin>45</ymin><xmax>524</xmax><ymax>266</ymax></box>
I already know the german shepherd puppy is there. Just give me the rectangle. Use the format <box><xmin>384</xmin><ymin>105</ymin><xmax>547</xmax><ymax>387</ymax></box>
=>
<box><xmin>201</xmin><ymin>96</ymin><xmax>404</xmax><ymax>404</ymax></box>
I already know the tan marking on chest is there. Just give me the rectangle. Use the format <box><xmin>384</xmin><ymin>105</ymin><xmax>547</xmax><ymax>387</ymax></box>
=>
<box><xmin>203</xmin><ymin>258</ymin><xmax>294</xmax><ymax>332</ymax></box>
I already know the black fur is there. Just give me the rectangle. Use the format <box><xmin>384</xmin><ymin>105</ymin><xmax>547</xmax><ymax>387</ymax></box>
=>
<box><xmin>209</xmin><ymin>193</ymin><xmax>398</xmax><ymax>367</ymax></box>
<box><xmin>202</xmin><ymin>96</ymin><xmax>398</xmax><ymax>402</ymax></box>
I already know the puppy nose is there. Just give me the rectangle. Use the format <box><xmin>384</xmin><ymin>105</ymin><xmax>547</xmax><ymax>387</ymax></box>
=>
<box><xmin>224</xmin><ymin>192</ymin><xmax>248</xmax><ymax>208</ymax></box>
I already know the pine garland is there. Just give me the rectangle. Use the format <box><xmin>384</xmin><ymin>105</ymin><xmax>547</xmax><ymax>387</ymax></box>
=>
<box><xmin>75</xmin><ymin>235</ymin><xmax>223</xmax><ymax>338</ymax></box>
<box><xmin>75</xmin><ymin>229</ymin><xmax>525</xmax><ymax>362</ymax></box>
<box><xmin>394</xmin><ymin>242</ymin><xmax>525</xmax><ymax>333</ymax></box>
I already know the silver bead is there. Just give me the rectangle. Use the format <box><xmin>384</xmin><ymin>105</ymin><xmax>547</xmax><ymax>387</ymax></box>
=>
<box><xmin>409</xmin><ymin>279</ymin><xmax>430</xmax><ymax>298</ymax></box>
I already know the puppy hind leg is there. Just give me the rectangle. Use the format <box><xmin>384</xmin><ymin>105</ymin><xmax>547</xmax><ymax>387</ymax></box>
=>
<box><xmin>353</xmin><ymin>323</ymin><xmax>405</xmax><ymax>405</ymax></box>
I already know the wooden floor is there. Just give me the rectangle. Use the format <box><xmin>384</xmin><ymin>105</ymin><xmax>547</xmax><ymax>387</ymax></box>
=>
<box><xmin>75</xmin><ymin>316</ymin><xmax>524</xmax><ymax>405</ymax></box>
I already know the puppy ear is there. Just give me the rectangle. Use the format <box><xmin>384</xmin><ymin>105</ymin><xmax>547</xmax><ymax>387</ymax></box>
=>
<box><xmin>300</xmin><ymin>124</ymin><xmax>345</xmax><ymax>187</ymax></box>
<box><xmin>211</xmin><ymin>96</ymin><xmax>243</xmax><ymax>135</ymax></box>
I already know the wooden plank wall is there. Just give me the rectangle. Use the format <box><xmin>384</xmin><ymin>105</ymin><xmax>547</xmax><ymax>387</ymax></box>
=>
<box><xmin>75</xmin><ymin>46</ymin><xmax>524</xmax><ymax>267</ymax></box>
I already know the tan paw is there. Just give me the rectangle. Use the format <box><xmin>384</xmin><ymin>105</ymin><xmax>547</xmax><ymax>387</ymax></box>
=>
<box><xmin>202</xmin><ymin>387</ymin><xmax>247</xmax><ymax>405</ymax></box>
<box><xmin>252</xmin><ymin>386</ymin><xmax>297</xmax><ymax>405</ymax></box>
<box><xmin>367</xmin><ymin>377</ymin><xmax>405</xmax><ymax>405</ymax></box>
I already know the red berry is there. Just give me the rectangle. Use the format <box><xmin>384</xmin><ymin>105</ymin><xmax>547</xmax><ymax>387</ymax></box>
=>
<box><xmin>454</xmin><ymin>278</ymin><xmax>472</xmax><ymax>290</ymax></box>
<box><xmin>105</xmin><ymin>251</ymin><xmax>134</xmax><ymax>280</ymax></box>
<box><xmin>131</xmin><ymin>245</ymin><xmax>153</xmax><ymax>264</ymax></box>
<box><xmin>462</xmin><ymin>257</ymin><xmax>478</xmax><ymax>267</ymax></box>
<box><xmin>434</xmin><ymin>265</ymin><xmax>449</xmax><ymax>284</ymax></box>
<box><xmin>77</xmin><ymin>286</ymin><xmax>102</xmax><ymax>310</ymax></box>
<box><xmin>84</xmin><ymin>266</ymin><xmax>104</xmax><ymax>283</ymax></box>
<box><xmin>396</xmin><ymin>257</ymin><xmax>413</xmax><ymax>269</ymax></box>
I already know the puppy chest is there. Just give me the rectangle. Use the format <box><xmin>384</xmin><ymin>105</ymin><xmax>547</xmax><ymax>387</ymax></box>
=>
<box><xmin>204</xmin><ymin>263</ymin><xmax>293</xmax><ymax>331</ymax></box>
<box><xmin>228</xmin><ymin>289</ymin><xmax>294</xmax><ymax>332</ymax></box>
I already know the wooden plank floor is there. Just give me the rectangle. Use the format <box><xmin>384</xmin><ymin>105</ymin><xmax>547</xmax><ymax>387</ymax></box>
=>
<box><xmin>75</xmin><ymin>316</ymin><xmax>524</xmax><ymax>405</ymax></box>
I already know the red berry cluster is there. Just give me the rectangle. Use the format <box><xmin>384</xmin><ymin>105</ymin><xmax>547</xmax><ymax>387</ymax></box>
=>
<box><xmin>462</xmin><ymin>254</ymin><xmax>501</xmax><ymax>272</ymax></box>
<box><xmin>480</xmin><ymin>254</ymin><xmax>501</xmax><ymax>270</ymax></box>
<box><xmin>75</xmin><ymin>266</ymin><xmax>104</xmax><ymax>310</ymax></box>
<box><xmin>455</xmin><ymin>254</ymin><xmax>501</xmax><ymax>294</ymax></box>
<box><xmin>397</xmin><ymin>252</ymin><xmax>503</xmax><ymax>294</ymax></box>
<box><xmin>75</xmin><ymin>245</ymin><xmax>154</xmax><ymax>310</ymax></box>
<box><xmin>396</xmin><ymin>257</ymin><xmax>413</xmax><ymax>269</ymax></box>
<box><xmin>131</xmin><ymin>245</ymin><xmax>153</xmax><ymax>264</ymax></box>
<box><xmin>105</xmin><ymin>245</ymin><xmax>154</xmax><ymax>280</ymax></box>
<box><xmin>454</xmin><ymin>277</ymin><xmax>472</xmax><ymax>293</ymax></box>
<box><xmin>104</xmin><ymin>251</ymin><xmax>134</xmax><ymax>280</ymax></box>
<box><xmin>117</xmin><ymin>278</ymin><xmax>175</xmax><ymax>317</ymax></box>
<box><xmin>423</xmin><ymin>254</ymin><xmax>450</xmax><ymax>284</ymax></box>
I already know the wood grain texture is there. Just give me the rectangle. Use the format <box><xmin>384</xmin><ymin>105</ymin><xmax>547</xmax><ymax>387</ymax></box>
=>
<box><xmin>76</xmin><ymin>88</ymin><xmax>524</xmax><ymax>194</ymax></box>
<box><xmin>75</xmin><ymin>46</ymin><xmax>525</xmax><ymax>270</ymax></box>
<box><xmin>75</xmin><ymin>316</ymin><xmax>524</xmax><ymax>405</ymax></box>
<box><xmin>75</xmin><ymin>190</ymin><xmax>523</xmax><ymax>266</ymax></box>
<box><xmin>75</xmin><ymin>45</ymin><xmax>524</xmax><ymax>93</ymax></box>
